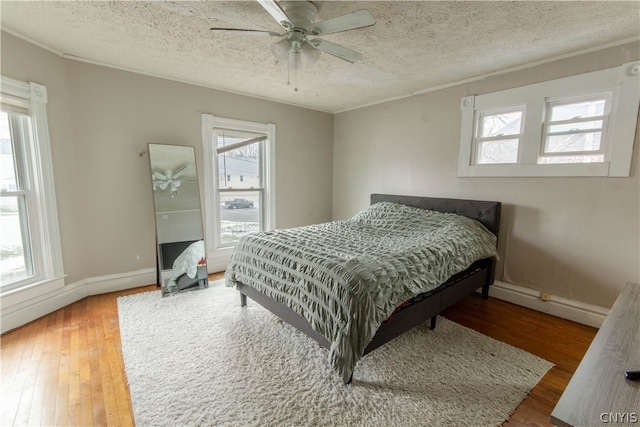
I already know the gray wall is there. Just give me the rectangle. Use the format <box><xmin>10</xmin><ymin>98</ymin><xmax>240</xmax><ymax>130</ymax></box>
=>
<box><xmin>1</xmin><ymin>32</ymin><xmax>334</xmax><ymax>284</ymax></box>
<box><xmin>333</xmin><ymin>41</ymin><xmax>640</xmax><ymax>309</ymax></box>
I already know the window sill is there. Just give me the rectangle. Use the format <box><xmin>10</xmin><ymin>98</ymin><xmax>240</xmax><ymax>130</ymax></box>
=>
<box><xmin>460</xmin><ymin>162</ymin><xmax>611</xmax><ymax>178</ymax></box>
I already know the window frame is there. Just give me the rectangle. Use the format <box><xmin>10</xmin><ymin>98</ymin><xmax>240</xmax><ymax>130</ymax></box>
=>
<box><xmin>201</xmin><ymin>114</ymin><xmax>276</xmax><ymax>271</ymax></box>
<box><xmin>458</xmin><ymin>61</ymin><xmax>640</xmax><ymax>177</ymax></box>
<box><xmin>0</xmin><ymin>76</ymin><xmax>64</xmax><ymax>295</ymax></box>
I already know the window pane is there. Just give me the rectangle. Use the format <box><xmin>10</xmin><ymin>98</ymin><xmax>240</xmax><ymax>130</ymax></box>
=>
<box><xmin>550</xmin><ymin>99</ymin><xmax>606</xmax><ymax>121</ymax></box>
<box><xmin>544</xmin><ymin>132</ymin><xmax>602</xmax><ymax>153</ymax></box>
<box><xmin>1</xmin><ymin>195</ymin><xmax>34</xmax><ymax>285</ymax></box>
<box><xmin>219</xmin><ymin>190</ymin><xmax>260</xmax><ymax>246</ymax></box>
<box><xmin>538</xmin><ymin>154</ymin><xmax>604</xmax><ymax>164</ymax></box>
<box><xmin>480</xmin><ymin>111</ymin><xmax>522</xmax><ymax>137</ymax></box>
<box><xmin>477</xmin><ymin>139</ymin><xmax>519</xmax><ymax>164</ymax></box>
<box><xmin>216</xmin><ymin>129</ymin><xmax>262</xmax><ymax>190</ymax></box>
<box><xmin>0</xmin><ymin>111</ymin><xmax>18</xmax><ymax>191</ymax></box>
<box><xmin>217</xmin><ymin>145</ymin><xmax>260</xmax><ymax>190</ymax></box>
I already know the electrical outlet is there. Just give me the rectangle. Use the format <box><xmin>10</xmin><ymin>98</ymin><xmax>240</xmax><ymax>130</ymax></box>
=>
<box><xmin>541</xmin><ymin>292</ymin><xmax>552</xmax><ymax>302</ymax></box>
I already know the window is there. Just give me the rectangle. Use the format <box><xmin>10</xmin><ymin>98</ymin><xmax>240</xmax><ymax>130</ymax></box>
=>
<box><xmin>215</xmin><ymin>129</ymin><xmax>264</xmax><ymax>246</ymax></box>
<box><xmin>1</xmin><ymin>112</ymin><xmax>34</xmax><ymax>285</ymax></box>
<box><xmin>475</xmin><ymin>108</ymin><xmax>524</xmax><ymax>164</ymax></box>
<box><xmin>202</xmin><ymin>115</ymin><xmax>275</xmax><ymax>270</ymax></box>
<box><xmin>539</xmin><ymin>94</ymin><xmax>610</xmax><ymax>164</ymax></box>
<box><xmin>458</xmin><ymin>61</ymin><xmax>640</xmax><ymax>177</ymax></box>
<box><xmin>0</xmin><ymin>76</ymin><xmax>63</xmax><ymax>293</ymax></box>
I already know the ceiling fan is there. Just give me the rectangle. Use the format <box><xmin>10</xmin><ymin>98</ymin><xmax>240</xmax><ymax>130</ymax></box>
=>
<box><xmin>152</xmin><ymin>164</ymin><xmax>193</xmax><ymax>195</ymax></box>
<box><xmin>211</xmin><ymin>0</ymin><xmax>375</xmax><ymax>68</ymax></box>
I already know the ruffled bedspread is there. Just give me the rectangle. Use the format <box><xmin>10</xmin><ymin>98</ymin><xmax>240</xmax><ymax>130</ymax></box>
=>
<box><xmin>225</xmin><ymin>202</ymin><xmax>498</xmax><ymax>383</ymax></box>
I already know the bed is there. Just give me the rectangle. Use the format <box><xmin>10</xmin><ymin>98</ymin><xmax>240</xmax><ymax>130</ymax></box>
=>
<box><xmin>225</xmin><ymin>194</ymin><xmax>501</xmax><ymax>383</ymax></box>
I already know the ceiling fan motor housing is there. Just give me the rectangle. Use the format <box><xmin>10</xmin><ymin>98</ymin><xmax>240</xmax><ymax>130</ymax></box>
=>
<box><xmin>280</xmin><ymin>1</ymin><xmax>317</xmax><ymax>31</ymax></box>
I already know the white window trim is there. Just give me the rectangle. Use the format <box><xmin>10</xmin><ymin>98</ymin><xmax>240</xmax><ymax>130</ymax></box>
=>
<box><xmin>458</xmin><ymin>61</ymin><xmax>640</xmax><ymax>177</ymax></box>
<box><xmin>201</xmin><ymin>114</ymin><xmax>276</xmax><ymax>271</ymax></box>
<box><xmin>0</xmin><ymin>76</ymin><xmax>64</xmax><ymax>297</ymax></box>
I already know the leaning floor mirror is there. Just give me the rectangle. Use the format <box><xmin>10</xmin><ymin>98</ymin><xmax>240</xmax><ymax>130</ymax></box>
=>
<box><xmin>148</xmin><ymin>143</ymin><xmax>208</xmax><ymax>296</ymax></box>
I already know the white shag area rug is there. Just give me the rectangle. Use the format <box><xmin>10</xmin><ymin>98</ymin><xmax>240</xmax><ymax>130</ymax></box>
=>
<box><xmin>118</xmin><ymin>280</ymin><xmax>552</xmax><ymax>427</ymax></box>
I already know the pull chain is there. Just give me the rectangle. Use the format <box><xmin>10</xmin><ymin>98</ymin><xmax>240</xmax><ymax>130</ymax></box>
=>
<box><xmin>285</xmin><ymin>50</ymin><xmax>299</xmax><ymax>92</ymax></box>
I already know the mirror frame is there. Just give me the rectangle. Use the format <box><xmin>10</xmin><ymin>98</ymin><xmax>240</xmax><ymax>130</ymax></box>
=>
<box><xmin>148</xmin><ymin>143</ymin><xmax>207</xmax><ymax>296</ymax></box>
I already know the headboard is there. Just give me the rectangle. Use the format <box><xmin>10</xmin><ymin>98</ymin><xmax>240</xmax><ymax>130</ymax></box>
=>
<box><xmin>370</xmin><ymin>194</ymin><xmax>501</xmax><ymax>238</ymax></box>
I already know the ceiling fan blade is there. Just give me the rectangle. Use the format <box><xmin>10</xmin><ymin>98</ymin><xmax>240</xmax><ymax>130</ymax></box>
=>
<box><xmin>153</xmin><ymin>170</ymin><xmax>167</xmax><ymax>180</ymax></box>
<box><xmin>172</xmin><ymin>164</ymin><xmax>192</xmax><ymax>179</ymax></box>
<box><xmin>210</xmin><ymin>27</ymin><xmax>283</xmax><ymax>37</ymax></box>
<box><xmin>309</xmin><ymin>10</ymin><xmax>375</xmax><ymax>36</ymax></box>
<box><xmin>257</xmin><ymin>0</ymin><xmax>293</xmax><ymax>29</ymax></box>
<box><xmin>308</xmin><ymin>39</ymin><xmax>363</xmax><ymax>63</ymax></box>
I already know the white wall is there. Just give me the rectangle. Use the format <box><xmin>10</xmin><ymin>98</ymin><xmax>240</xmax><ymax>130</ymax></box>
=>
<box><xmin>333</xmin><ymin>41</ymin><xmax>640</xmax><ymax>310</ymax></box>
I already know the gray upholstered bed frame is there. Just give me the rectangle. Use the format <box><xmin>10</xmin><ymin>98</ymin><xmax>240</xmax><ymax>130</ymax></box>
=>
<box><xmin>235</xmin><ymin>194</ymin><xmax>501</xmax><ymax>381</ymax></box>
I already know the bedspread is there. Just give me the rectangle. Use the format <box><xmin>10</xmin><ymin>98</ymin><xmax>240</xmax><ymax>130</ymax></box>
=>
<box><xmin>225</xmin><ymin>202</ymin><xmax>498</xmax><ymax>382</ymax></box>
<box><xmin>168</xmin><ymin>240</ymin><xmax>204</xmax><ymax>291</ymax></box>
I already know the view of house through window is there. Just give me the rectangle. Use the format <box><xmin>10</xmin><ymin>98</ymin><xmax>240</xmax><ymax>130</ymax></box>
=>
<box><xmin>0</xmin><ymin>111</ymin><xmax>34</xmax><ymax>286</ymax></box>
<box><xmin>215</xmin><ymin>129</ymin><xmax>265</xmax><ymax>246</ymax></box>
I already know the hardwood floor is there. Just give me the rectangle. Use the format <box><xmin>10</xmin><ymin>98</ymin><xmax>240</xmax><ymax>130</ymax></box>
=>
<box><xmin>441</xmin><ymin>294</ymin><xmax>597</xmax><ymax>426</ymax></box>
<box><xmin>1</xmin><ymin>275</ymin><xmax>597</xmax><ymax>426</ymax></box>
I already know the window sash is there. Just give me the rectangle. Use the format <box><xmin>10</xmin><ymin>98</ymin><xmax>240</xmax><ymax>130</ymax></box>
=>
<box><xmin>213</xmin><ymin>127</ymin><xmax>266</xmax><ymax>250</ymax></box>
<box><xmin>541</xmin><ymin>94</ymin><xmax>611</xmax><ymax>159</ymax></box>
<box><xmin>473</xmin><ymin>108</ymin><xmax>524</xmax><ymax>165</ymax></box>
<box><xmin>1</xmin><ymin>110</ymin><xmax>39</xmax><ymax>288</ymax></box>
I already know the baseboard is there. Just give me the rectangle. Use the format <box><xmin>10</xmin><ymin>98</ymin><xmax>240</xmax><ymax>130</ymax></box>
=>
<box><xmin>2</xmin><ymin>272</ymin><xmax>609</xmax><ymax>334</ymax></box>
<box><xmin>488</xmin><ymin>280</ymin><xmax>609</xmax><ymax>328</ymax></box>
<box><xmin>1</xmin><ymin>268</ymin><xmax>156</xmax><ymax>334</ymax></box>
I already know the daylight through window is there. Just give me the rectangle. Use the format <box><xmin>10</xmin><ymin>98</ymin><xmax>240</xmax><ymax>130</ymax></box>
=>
<box><xmin>215</xmin><ymin>129</ymin><xmax>265</xmax><ymax>247</ymax></box>
<box><xmin>0</xmin><ymin>111</ymin><xmax>34</xmax><ymax>286</ymax></box>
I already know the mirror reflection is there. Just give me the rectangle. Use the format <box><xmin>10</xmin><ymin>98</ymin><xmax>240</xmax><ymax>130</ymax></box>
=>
<box><xmin>148</xmin><ymin>143</ymin><xmax>207</xmax><ymax>296</ymax></box>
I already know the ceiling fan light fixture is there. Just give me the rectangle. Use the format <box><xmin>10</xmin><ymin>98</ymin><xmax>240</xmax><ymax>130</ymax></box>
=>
<box><xmin>301</xmin><ymin>43</ymin><xmax>321</xmax><ymax>67</ymax></box>
<box><xmin>271</xmin><ymin>40</ymin><xmax>320</xmax><ymax>70</ymax></box>
<box><xmin>269</xmin><ymin>38</ymin><xmax>290</xmax><ymax>64</ymax></box>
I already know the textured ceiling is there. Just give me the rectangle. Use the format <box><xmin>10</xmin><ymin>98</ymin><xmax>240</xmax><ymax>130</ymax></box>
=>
<box><xmin>1</xmin><ymin>1</ymin><xmax>639</xmax><ymax>113</ymax></box>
